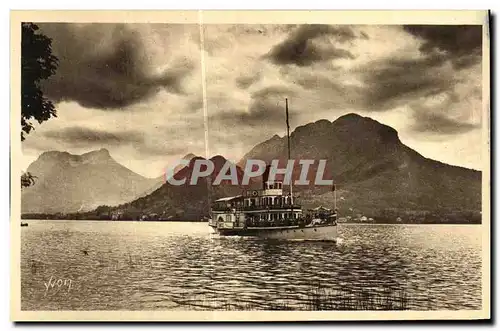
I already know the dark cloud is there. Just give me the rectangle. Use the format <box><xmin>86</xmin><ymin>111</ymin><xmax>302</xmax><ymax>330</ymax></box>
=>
<box><xmin>42</xmin><ymin>126</ymin><xmax>194</xmax><ymax>156</ymax></box>
<box><xmin>283</xmin><ymin>49</ymin><xmax>480</xmax><ymax>136</ymax></box>
<box><xmin>403</xmin><ymin>25</ymin><xmax>482</xmax><ymax>69</ymax></box>
<box><xmin>38</xmin><ymin>23</ymin><xmax>194</xmax><ymax>110</ymax></box>
<box><xmin>360</xmin><ymin>31</ymin><xmax>369</xmax><ymax>40</ymax></box>
<box><xmin>186</xmin><ymin>98</ymin><xmax>204</xmax><ymax>112</ymax></box>
<box><xmin>289</xmin><ymin>54</ymin><xmax>450</xmax><ymax>112</ymax></box>
<box><xmin>212</xmin><ymin>85</ymin><xmax>296</xmax><ymax>128</ymax></box>
<box><xmin>213</xmin><ymin>105</ymin><xmax>282</xmax><ymax>130</ymax></box>
<box><xmin>354</xmin><ymin>45</ymin><xmax>481</xmax><ymax>135</ymax></box>
<box><xmin>43</xmin><ymin>126</ymin><xmax>144</xmax><ymax>145</ymax></box>
<box><xmin>358</xmin><ymin>55</ymin><xmax>451</xmax><ymax>110</ymax></box>
<box><xmin>235</xmin><ymin>73</ymin><xmax>261</xmax><ymax>89</ymax></box>
<box><xmin>292</xmin><ymin>73</ymin><xmax>364</xmax><ymax>110</ymax></box>
<box><xmin>265</xmin><ymin>25</ymin><xmax>363</xmax><ymax>67</ymax></box>
<box><xmin>410</xmin><ymin>106</ymin><xmax>480</xmax><ymax>135</ymax></box>
<box><xmin>198</xmin><ymin>25</ymin><xmax>298</xmax><ymax>55</ymax></box>
<box><xmin>251</xmin><ymin>85</ymin><xmax>295</xmax><ymax>99</ymax></box>
<box><xmin>406</xmin><ymin>87</ymin><xmax>481</xmax><ymax>135</ymax></box>
<box><xmin>280</xmin><ymin>26</ymin><xmax>482</xmax><ymax>120</ymax></box>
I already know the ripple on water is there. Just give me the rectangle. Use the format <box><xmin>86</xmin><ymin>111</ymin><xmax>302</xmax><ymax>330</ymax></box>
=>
<box><xmin>21</xmin><ymin>221</ymin><xmax>482</xmax><ymax>311</ymax></box>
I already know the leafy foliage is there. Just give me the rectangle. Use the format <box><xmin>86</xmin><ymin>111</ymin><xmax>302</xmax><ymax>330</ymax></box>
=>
<box><xmin>21</xmin><ymin>172</ymin><xmax>37</xmax><ymax>188</ymax></box>
<box><xmin>21</xmin><ymin>22</ymin><xmax>58</xmax><ymax>141</ymax></box>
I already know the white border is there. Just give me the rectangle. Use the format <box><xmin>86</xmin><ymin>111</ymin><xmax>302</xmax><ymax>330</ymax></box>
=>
<box><xmin>2</xmin><ymin>2</ymin><xmax>497</xmax><ymax>331</ymax></box>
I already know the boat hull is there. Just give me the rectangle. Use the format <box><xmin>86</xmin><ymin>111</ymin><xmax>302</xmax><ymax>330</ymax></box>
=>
<box><xmin>211</xmin><ymin>224</ymin><xmax>338</xmax><ymax>241</ymax></box>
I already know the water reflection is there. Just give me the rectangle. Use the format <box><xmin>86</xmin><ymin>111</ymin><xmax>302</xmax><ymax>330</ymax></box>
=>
<box><xmin>21</xmin><ymin>221</ymin><xmax>482</xmax><ymax>310</ymax></box>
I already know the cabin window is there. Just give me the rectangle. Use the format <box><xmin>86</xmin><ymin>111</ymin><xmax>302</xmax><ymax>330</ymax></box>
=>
<box><xmin>226</xmin><ymin>215</ymin><xmax>231</xmax><ymax>222</ymax></box>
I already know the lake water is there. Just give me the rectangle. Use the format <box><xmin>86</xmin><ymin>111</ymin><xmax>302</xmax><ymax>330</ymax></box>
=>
<box><xmin>20</xmin><ymin>221</ymin><xmax>482</xmax><ymax>311</ymax></box>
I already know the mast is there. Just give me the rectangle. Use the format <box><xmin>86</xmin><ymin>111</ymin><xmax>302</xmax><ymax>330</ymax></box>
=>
<box><xmin>286</xmin><ymin>98</ymin><xmax>294</xmax><ymax>207</ymax></box>
<box><xmin>333</xmin><ymin>184</ymin><xmax>337</xmax><ymax>211</ymax></box>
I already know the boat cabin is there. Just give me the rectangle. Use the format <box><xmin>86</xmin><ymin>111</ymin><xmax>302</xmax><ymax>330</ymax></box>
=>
<box><xmin>211</xmin><ymin>173</ymin><xmax>304</xmax><ymax>229</ymax></box>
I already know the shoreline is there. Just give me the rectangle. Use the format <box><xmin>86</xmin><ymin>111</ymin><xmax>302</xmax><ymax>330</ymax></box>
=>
<box><xmin>19</xmin><ymin>219</ymin><xmax>482</xmax><ymax>225</ymax></box>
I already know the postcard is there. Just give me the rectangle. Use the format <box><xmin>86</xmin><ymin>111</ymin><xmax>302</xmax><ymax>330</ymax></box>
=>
<box><xmin>11</xmin><ymin>10</ymin><xmax>490</xmax><ymax>321</ymax></box>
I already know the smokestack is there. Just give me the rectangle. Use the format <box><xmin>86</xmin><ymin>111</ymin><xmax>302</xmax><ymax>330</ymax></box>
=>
<box><xmin>262</xmin><ymin>164</ymin><xmax>271</xmax><ymax>189</ymax></box>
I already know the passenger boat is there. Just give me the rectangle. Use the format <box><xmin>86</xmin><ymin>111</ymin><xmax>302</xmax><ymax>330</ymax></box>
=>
<box><xmin>208</xmin><ymin>99</ymin><xmax>338</xmax><ymax>241</ymax></box>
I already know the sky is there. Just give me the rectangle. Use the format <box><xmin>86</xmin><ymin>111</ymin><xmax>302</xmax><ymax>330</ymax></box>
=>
<box><xmin>21</xmin><ymin>23</ymin><xmax>485</xmax><ymax>178</ymax></box>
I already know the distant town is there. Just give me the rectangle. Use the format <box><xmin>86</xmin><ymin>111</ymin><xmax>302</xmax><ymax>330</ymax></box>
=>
<box><xmin>22</xmin><ymin>207</ymin><xmax>481</xmax><ymax>224</ymax></box>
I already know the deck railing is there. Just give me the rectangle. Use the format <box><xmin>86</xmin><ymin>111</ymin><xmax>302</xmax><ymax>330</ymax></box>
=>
<box><xmin>211</xmin><ymin>204</ymin><xmax>302</xmax><ymax>212</ymax></box>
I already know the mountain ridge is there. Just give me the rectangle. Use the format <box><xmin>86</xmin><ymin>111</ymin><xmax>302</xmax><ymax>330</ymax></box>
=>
<box><xmin>22</xmin><ymin>148</ymin><xmax>158</xmax><ymax>214</ymax></box>
<box><xmin>22</xmin><ymin>113</ymin><xmax>482</xmax><ymax>222</ymax></box>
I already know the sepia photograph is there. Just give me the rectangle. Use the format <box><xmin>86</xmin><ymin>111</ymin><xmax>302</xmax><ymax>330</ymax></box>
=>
<box><xmin>10</xmin><ymin>10</ymin><xmax>490</xmax><ymax>321</ymax></box>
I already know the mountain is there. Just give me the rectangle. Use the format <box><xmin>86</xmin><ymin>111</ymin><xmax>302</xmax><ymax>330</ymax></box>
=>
<box><xmin>133</xmin><ymin>153</ymin><xmax>199</xmax><ymax>200</ymax></box>
<box><xmin>101</xmin><ymin>155</ymin><xmax>252</xmax><ymax>220</ymax></box>
<box><xmin>48</xmin><ymin>113</ymin><xmax>482</xmax><ymax>222</ymax></box>
<box><xmin>174</xmin><ymin>153</ymin><xmax>198</xmax><ymax>173</ymax></box>
<box><xmin>21</xmin><ymin>148</ymin><xmax>158</xmax><ymax>214</ymax></box>
<box><xmin>238</xmin><ymin>113</ymin><xmax>482</xmax><ymax>216</ymax></box>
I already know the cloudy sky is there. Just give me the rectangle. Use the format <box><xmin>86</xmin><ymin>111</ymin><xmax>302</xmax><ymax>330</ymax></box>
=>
<box><xmin>21</xmin><ymin>23</ymin><xmax>484</xmax><ymax>178</ymax></box>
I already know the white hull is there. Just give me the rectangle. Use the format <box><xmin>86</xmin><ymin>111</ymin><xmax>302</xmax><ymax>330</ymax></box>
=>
<box><xmin>211</xmin><ymin>224</ymin><xmax>338</xmax><ymax>241</ymax></box>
